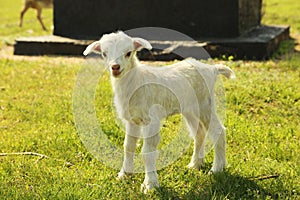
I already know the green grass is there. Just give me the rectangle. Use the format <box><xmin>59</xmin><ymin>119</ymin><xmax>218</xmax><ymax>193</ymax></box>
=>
<box><xmin>262</xmin><ymin>0</ymin><xmax>300</xmax><ymax>33</ymax></box>
<box><xmin>1</xmin><ymin>0</ymin><xmax>300</xmax><ymax>199</ymax></box>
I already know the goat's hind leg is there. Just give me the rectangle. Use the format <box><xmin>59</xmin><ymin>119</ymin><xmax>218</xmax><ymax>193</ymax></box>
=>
<box><xmin>36</xmin><ymin>7</ymin><xmax>47</xmax><ymax>31</ymax></box>
<box><xmin>209</xmin><ymin>115</ymin><xmax>227</xmax><ymax>173</ymax></box>
<box><xmin>184</xmin><ymin>115</ymin><xmax>206</xmax><ymax>170</ymax></box>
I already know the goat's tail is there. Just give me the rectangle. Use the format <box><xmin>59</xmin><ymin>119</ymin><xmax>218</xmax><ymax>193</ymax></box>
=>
<box><xmin>215</xmin><ymin>64</ymin><xmax>236</xmax><ymax>79</ymax></box>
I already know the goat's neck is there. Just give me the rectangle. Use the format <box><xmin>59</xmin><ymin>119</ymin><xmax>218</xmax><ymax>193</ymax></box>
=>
<box><xmin>130</xmin><ymin>55</ymin><xmax>140</xmax><ymax>68</ymax></box>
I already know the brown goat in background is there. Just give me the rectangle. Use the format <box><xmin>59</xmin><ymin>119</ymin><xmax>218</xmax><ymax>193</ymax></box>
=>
<box><xmin>19</xmin><ymin>0</ymin><xmax>53</xmax><ymax>31</ymax></box>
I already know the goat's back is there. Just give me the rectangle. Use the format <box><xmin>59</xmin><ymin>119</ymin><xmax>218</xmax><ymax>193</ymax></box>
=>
<box><xmin>25</xmin><ymin>0</ymin><xmax>53</xmax><ymax>8</ymax></box>
<box><xmin>112</xmin><ymin>58</ymin><xmax>218</xmax><ymax>124</ymax></box>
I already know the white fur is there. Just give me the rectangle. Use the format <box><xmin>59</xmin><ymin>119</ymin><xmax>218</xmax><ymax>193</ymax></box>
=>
<box><xmin>83</xmin><ymin>31</ymin><xmax>235</xmax><ymax>193</ymax></box>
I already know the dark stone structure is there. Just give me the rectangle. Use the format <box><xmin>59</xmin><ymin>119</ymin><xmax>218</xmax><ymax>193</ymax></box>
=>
<box><xmin>54</xmin><ymin>0</ymin><xmax>262</xmax><ymax>39</ymax></box>
<box><xmin>14</xmin><ymin>0</ymin><xmax>290</xmax><ymax>60</ymax></box>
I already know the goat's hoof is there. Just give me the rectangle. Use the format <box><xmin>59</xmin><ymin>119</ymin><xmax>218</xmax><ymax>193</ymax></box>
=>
<box><xmin>141</xmin><ymin>181</ymin><xmax>159</xmax><ymax>194</ymax></box>
<box><xmin>210</xmin><ymin>161</ymin><xmax>227</xmax><ymax>174</ymax></box>
<box><xmin>188</xmin><ymin>163</ymin><xmax>200</xmax><ymax>170</ymax></box>
<box><xmin>187</xmin><ymin>162</ymin><xmax>203</xmax><ymax>170</ymax></box>
<box><xmin>187</xmin><ymin>158</ymin><xmax>204</xmax><ymax>170</ymax></box>
<box><xmin>41</xmin><ymin>26</ymin><xmax>48</xmax><ymax>31</ymax></box>
<box><xmin>117</xmin><ymin>171</ymin><xmax>126</xmax><ymax>180</ymax></box>
<box><xmin>208</xmin><ymin>166</ymin><xmax>224</xmax><ymax>175</ymax></box>
<box><xmin>117</xmin><ymin>170</ymin><xmax>133</xmax><ymax>180</ymax></box>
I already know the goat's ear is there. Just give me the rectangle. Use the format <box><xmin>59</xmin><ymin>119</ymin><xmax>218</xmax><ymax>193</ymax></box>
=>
<box><xmin>83</xmin><ymin>41</ymin><xmax>101</xmax><ymax>56</ymax></box>
<box><xmin>133</xmin><ymin>38</ymin><xmax>152</xmax><ymax>51</ymax></box>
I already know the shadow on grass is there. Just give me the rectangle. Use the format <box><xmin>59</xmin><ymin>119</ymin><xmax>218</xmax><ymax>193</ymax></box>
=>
<box><xmin>154</xmin><ymin>171</ymin><xmax>277</xmax><ymax>199</ymax></box>
<box><xmin>272</xmin><ymin>37</ymin><xmax>298</xmax><ymax>59</ymax></box>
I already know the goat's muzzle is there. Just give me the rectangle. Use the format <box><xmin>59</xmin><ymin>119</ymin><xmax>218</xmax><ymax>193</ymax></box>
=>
<box><xmin>111</xmin><ymin>64</ymin><xmax>122</xmax><ymax>77</ymax></box>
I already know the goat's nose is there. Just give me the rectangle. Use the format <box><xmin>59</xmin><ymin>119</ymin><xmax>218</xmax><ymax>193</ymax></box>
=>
<box><xmin>111</xmin><ymin>64</ymin><xmax>120</xmax><ymax>70</ymax></box>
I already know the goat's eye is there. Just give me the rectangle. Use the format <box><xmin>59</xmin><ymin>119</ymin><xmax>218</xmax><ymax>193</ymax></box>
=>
<box><xmin>102</xmin><ymin>52</ymin><xmax>107</xmax><ymax>58</ymax></box>
<box><xmin>125</xmin><ymin>51</ymin><xmax>132</xmax><ymax>58</ymax></box>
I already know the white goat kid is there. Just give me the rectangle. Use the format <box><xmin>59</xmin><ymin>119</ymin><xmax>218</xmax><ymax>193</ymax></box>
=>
<box><xmin>83</xmin><ymin>31</ymin><xmax>235</xmax><ymax>193</ymax></box>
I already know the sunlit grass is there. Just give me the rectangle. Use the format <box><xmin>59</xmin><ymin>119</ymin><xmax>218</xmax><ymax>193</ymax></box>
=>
<box><xmin>0</xmin><ymin>0</ymin><xmax>299</xmax><ymax>199</ymax></box>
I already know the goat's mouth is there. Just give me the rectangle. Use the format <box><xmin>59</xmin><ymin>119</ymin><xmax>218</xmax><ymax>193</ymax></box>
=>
<box><xmin>110</xmin><ymin>64</ymin><xmax>123</xmax><ymax>77</ymax></box>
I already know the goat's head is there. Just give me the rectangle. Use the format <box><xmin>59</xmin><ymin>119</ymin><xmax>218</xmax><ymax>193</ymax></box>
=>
<box><xmin>83</xmin><ymin>31</ymin><xmax>152</xmax><ymax>78</ymax></box>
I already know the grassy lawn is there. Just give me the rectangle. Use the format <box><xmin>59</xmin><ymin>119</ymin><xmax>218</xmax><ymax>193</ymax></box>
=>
<box><xmin>0</xmin><ymin>0</ymin><xmax>299</xmax><ymax>199</ymax></box>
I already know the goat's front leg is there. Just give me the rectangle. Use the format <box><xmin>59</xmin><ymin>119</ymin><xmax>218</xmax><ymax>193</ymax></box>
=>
<box><xmin>19</xmin><ymin>5</ymin><xmax>29</xmax><ymax>27</ymax></box>
<box><xmin>118</xmin><ymin>122</ymin><xmax>140</xmax><ymax>179</ymax></box>
<box><xmin>184</xmin><ymin>114</ymin><xmax>206</xmax><ymax>170</ymax></box>
<box><xmin>141</xmin><ymin>120</ymin><xmax>161</xmax><ymax>193</ymax></box>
